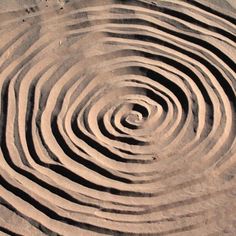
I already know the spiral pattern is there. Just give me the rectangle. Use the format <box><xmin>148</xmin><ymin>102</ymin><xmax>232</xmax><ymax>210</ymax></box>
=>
<box><xmin>0</xmin><ymin>0</ymin><xmax>236</xmax><ymax>235</ymax></box>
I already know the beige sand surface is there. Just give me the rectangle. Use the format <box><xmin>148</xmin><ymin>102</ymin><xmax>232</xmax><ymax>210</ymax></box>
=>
<box><xmin>0</xmin><ymin>0</ymin><xmax>235</xmax><ymax>235</ymax></box>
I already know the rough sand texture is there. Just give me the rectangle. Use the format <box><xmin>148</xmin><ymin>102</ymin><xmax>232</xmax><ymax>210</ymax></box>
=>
<box><xmin>0</xmin><ymin>0</ymin><xmax>236</xmax><ymax>235</ymax></box>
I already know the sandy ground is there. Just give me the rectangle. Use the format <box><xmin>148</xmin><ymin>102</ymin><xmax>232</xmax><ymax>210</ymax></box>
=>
<box><xmin>0</xmin><ymin>0</ymin><xmax>235</xmax><ymax>235</ymax></box>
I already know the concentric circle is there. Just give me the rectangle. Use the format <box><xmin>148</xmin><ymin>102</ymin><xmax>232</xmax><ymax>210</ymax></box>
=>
<box><xmin>0</xmin><ymin>0</ymin><xmax>235</xmax><ymax>235</ymax></box>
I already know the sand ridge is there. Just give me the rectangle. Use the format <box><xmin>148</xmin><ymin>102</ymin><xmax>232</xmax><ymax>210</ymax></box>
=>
<box><xmin>0</xmin><ymin>0</ymin><xmax>235</xmax><ymax>235</ymax></box>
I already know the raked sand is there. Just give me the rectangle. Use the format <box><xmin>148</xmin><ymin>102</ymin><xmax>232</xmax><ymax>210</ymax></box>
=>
<box><xmin>0</xmin><ymin>0</ymin><xmax>236</xmax><ymax>235</ymax></box>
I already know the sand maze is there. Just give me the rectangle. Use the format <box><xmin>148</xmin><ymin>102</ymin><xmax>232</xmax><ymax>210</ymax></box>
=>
<box><xmin>0</xmin><ymin>0</ymin><xmax>236</xmax><ymax>235</ymax></box>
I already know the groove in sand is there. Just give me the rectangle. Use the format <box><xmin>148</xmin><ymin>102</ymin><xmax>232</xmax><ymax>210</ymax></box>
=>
<box><xmin>0</xmin><ymin>0</ymin><xmax>235</xmax><ymax>235</ymax></box>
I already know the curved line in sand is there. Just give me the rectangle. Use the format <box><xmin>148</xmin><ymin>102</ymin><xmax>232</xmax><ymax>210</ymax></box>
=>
<box><xmin>0</xmin><ymin>0</ymin><xmax>235</xmax><ymax>235</ymax></box>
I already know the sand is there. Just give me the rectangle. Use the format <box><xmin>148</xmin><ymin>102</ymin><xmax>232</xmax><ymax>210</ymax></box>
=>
<box><xmin>0</xmin><ymin>0</ymin><xmax>235</xmax><ymax>235</ymax></box>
